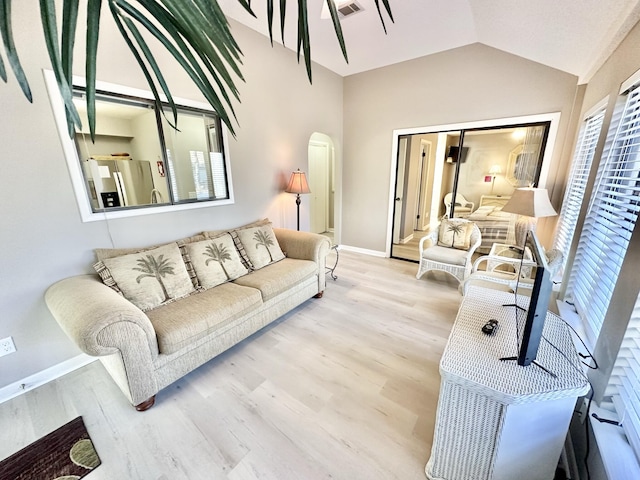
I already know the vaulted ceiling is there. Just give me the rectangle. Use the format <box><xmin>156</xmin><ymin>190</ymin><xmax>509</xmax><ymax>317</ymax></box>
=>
<box><xmin>219</xmin><ymin>0</ymin><xmax>640</xmax><ymax>83</ymax></box>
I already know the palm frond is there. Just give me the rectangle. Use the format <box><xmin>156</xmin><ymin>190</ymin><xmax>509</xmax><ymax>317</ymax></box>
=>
<box><xmin>373</xmin><ymin>0</ymin><xmax>394</xmax><ymax>34</ymax></box>
<box><xmin>0</xmin><ymin>0</ymin><xmax>33</xmax><ymax>100</ymax></box>
<box><xmin>0</xmin><ymin>0</ymin><xmax>394</xmax><ymax>140</ymax></box>
<box><xmin>85</xmin><ymin>0</ymin><xmax>102</xmax><ymax>142</ymax></box>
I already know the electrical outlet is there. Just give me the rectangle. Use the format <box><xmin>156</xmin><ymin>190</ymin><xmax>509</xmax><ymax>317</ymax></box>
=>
<box><xmin>0</xmin><ymin>336</ymin><xmax>16</xmax><ymax>357</ymax></box>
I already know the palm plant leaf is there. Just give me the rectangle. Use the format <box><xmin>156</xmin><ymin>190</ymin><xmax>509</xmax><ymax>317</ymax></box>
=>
<box><xmin>61</xmin><ymin>0</ymin><xmax>79</xmax><ymax>138</ymax></box>
<box><xmin>0</xmin><ymin>0</ymin><xmax>32</xmax><ymax>100</ymax></box>
<box><xmin>39</xmin><ymin>0</ymin><xmax>81</xmax><ymax>130</ymax></box>
<box><xmin>326</xmin><ymin>0</ymin><xmax>347</xmax><ymax>63</ymax></box>
<box><xmin>0</xmin><ymin>50</ymin><xmax>6</xmax><ymax>82</ymax></box>
<box><xmin>85</xmin><ymin>0</ymin><xmax>102</xmax><ymax>142</ymax></box>
<box><xmin>373</xmin><ymin>0</ymin><xmax>394</xmax><ymax>34</ymax></box>
<box><xmin>108</xmin><ymin>1</ymin><xmax>168</xmax><ymax>126</ymax></box>
<box><xmin>296</xmin><ymin>0</ymin><xmax>311</xmax><ymax>82</ymax></box>
<box><xmin>0</xmin><ymin>1</ymin><xmax>394</xmax><ymax>139</ymax></box>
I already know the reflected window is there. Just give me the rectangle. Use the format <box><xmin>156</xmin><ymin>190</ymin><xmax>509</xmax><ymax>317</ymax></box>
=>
<box><xmin>72</xmin><ymin>88</ymin><xmax>231</xmax><ymax>214</ymax></box>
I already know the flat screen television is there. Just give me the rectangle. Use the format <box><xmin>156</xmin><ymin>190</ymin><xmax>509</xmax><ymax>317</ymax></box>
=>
<box><xmin>509</xmin><ymin>231</ymin><xmax>553</xmax><ymax>368</ymax></box>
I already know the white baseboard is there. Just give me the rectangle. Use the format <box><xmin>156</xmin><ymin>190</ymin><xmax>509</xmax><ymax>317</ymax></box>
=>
<box><xmin>0</xmin><ymin>354</ymin><xmax>96</xmax><ymax>405</ymax></box>
<box><xmin>338</xmin><ymin>245</ymin><xmax>387</xmax><ymax>257</ymax></box>
<box><xmin>399</xmin><ymin>234</ymin><xmax>414</xmax><ymax>244</ymax></box>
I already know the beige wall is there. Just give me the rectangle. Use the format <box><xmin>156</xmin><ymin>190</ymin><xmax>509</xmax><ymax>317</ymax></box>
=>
<box><xmin>343</xmin><ymin>43</ymin><xmax>580</xmax><ymax>252</ymax></box>
<box><xmin>0</xmin><ymin>5</ymin><xmax>342</xmax><ymax>387</ymax></box>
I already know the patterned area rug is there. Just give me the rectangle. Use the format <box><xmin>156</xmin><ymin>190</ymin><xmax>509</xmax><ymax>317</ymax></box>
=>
<box><xmin>0</xmin><ymin>416</ymin><xmax>101</xmax><ymax>480</ymax></box>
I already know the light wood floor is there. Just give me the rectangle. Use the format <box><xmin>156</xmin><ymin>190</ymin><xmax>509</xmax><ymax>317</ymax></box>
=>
<box><xmin>0</xmin><ymin>251</ymin><xmax>463</xmax><ymax>480</ymax></box>
<box><xmin>391</xmin><ymin>230</ymin><xmax>432</xmax><ymax>262</ymax></box>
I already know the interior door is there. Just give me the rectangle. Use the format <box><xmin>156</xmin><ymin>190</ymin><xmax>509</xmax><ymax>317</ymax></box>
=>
<box><xmin>308</xmin><ymin>141</ymin><xmax>329</xmax><ymax>234</ymax></box>
<box><xmin>392</xmin><ymin>136</ymin><xmax>408</xmax><ymax>244</ymax></box>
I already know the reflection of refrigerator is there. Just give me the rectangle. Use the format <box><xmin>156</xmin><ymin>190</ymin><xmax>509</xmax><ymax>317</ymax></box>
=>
<box><xmin>84</xmin><ymin>158</ymin><xmax>154</xmax><ymax>210</ymax></box>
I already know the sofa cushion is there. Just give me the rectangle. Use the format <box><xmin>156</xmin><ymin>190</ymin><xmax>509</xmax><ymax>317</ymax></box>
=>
<box><xmin>183</xmin><ymin>233</ymin><xmax>249</xmax><ymax>290</ymax></box>
<box><xmin>235</xmin><ymin>222</ymin><xmax>286</xmax><ymax>270</ymax></box>
<box><xmin>232</xmin><ymin>258</ymin><xmax>317</xmax><ymax>301</ymax></box>
<box><xmin>146</xmin><ymin>282</ymin><xmax>263</xmax><ymax>355</ymax></box>
<box><xmin>94</xmin><ymin>243</ymin><xmax>196</xmax><ymax>312</ymax></box>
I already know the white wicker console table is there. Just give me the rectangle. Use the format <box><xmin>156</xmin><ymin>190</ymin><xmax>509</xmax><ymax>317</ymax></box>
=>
<box><xmin>425</xmin><ymin>286</ymin><xmax>589</xmax><ymax>480</ymax></box>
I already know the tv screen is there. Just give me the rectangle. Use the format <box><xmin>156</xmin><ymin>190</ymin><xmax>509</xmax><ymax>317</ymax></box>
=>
<box><xmin>513</xmin><ymin>231</ymin><xmax>553</xmax><ymax>367</ymax></box>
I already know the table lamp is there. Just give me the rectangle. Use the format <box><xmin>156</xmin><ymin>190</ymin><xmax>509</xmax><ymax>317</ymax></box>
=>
<box><xmin>488</xmin><ymin>165</ymin><xmax>502</xmax><ymax>194</ymax></box>
<box><xmin>285</xmin><ymin>169</ymin><xmax>311</xmax><ymax>231</ymax></box>
<box><xmin>501</xmin><ymin>187</ymin><xmax>557</xmax><ymax>246</ymax></box>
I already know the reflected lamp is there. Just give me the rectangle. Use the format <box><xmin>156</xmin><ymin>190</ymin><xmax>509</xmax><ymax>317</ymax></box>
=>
<box><xmin>501</xmin><ymin>187</ymin><xmax>557</xmax><ymax>246</ymax></box>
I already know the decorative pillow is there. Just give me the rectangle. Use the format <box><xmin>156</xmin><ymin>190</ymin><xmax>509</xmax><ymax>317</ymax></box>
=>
<box><xmin>202</xmin><ymin>218</ymin><xmax>271</xmax><ymax>270</ymax></box>
<box><xmin>437</xmin><ymin>220</ymin><xmax>474</xmax><ymax>250</ymax></box>
<box><xmin>183</xmin><ymin>233</ymin><xmax>249</xmax><ymax>290</ymax></box>
<box><xmin>93</xmin><ymin>243</ymin><xmax>195</xmax><ymax>311</ymax></box>
<box><xmin>235</xmin><ymin>223</ymin><xmax>285</xmax><ymax>270</ymax></box>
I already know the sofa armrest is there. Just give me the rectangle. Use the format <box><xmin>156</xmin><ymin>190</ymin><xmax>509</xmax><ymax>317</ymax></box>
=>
<box><xmin>45</xmin><ymin>275</ymin><xmax>159</xmax><ymax>360</ymax></box>
<box><xmin>273</xmin><ymin>228</ymin><xmax>331</xmax><ymax>263</ymax></box>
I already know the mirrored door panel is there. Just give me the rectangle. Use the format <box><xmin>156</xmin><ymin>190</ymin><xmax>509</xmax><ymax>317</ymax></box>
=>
<box><xmin>390</xmin><ymin>121</ymin><xmax>551</xmax><ymax>261</ymax></box>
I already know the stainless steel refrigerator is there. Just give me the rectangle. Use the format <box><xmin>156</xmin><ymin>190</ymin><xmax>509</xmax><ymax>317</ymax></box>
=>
<box><xmin>83</xmin><ymin>157</ymin><xmax>155</xmax><ymax>211</ymax></box>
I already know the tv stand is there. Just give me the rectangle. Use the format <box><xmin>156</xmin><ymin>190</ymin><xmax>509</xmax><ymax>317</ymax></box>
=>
<box><xmin>425</xmin><ymin>286</ymin><xmax>589</xmax><ymax>480</ymax></box>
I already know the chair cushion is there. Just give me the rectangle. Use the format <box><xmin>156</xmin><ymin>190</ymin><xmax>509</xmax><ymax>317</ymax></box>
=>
<box><xmin>233</xmin><ymin>258</ymin><xmax>317</xmax><ymax>301</ymax></box>
<box><xmin>421</xmin><ymin>245</ymin><xmax>470</xmax><ymax>266</ymax></box>
<box><xmin>437</xmin><ymin>219</ymin><xmax>474</xmax><ymax>250</ymax></box>
<box><xmin>146</xmin><ymin>282</ymin><xmax>263</xmax><ymax>354</ymax></box>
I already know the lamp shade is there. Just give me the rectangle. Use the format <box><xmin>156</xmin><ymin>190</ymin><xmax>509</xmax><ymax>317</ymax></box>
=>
<box><xmin>489</xmin><ymin>165</ymin><xmax>502</xmax><ymax>175</ymax></box>
<box><xmin>501</xmin><ymin>187</ymin><xmax>557</xmax><ymax>218</ymax></box>
<box><xmin>285</xmin><ymin>169</ymin><xmax>311</xmax><ymax>195</ymax></box>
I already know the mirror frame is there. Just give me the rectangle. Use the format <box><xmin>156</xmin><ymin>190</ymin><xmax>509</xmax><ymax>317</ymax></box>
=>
<box><xmin>44</xmin><ymin>69</ymin><xmax>235</xmax><ymax>222</ymax></box>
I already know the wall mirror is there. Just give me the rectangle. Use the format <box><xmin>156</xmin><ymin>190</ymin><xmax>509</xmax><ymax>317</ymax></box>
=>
<box><xmin>44</xmin><ymin>70</ymin><xmax>234</xmax><ymax>222</ymax></box>
<box><xmin>388</xmin><ymin>114</ymin><xmax>558</xmax><ymax>262</ymax></box>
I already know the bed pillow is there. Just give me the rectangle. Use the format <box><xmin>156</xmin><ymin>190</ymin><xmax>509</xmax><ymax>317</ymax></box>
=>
<box><xmin>437</xmin><ymin>220</ymin><xmax>475</xmax><ymax>250</ymax></box>
<box><xmin>235</xmin><ymin>222</ymin><xmax>285</xmax><ymax>270</ymax></box>
<box><xmin>183</xmin><ymin>233</ymin><xmax>249</xmax><ymax>290</ymax></box>
<box><xmin>93</xmin><ymin>242</ymin><xmax>195</xmax><ymax>311</ymax></box>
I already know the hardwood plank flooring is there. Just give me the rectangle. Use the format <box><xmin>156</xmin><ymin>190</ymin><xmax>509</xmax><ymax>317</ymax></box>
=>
<box><xmin>0</xmin><ymin>251</ymin><xmax>462</xmax><ymax>480</ymax></box>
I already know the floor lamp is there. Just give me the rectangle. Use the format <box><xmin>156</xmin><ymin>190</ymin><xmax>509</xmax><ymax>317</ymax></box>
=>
<box><xmin>285</xmin><ymin>169</ymin><xmax>311</xmax><ymax>231</ymax></box>
<box><xmin>501</xmin><ymin>187</ymin><xmax>557</xmax><ymax>247</ymax></box>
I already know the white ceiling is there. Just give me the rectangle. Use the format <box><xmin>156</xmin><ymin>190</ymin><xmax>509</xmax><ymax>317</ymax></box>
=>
<box><xmin>219</xmin><ymin>0</ymin><xmax>640</xmax><ymax>83</ymax></box>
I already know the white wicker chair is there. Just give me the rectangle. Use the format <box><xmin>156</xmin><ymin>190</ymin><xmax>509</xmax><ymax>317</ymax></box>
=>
<box><xmin>416</xmin><ymin>219</ymin><xmax>482</xmax><ymax>284</ymax></box>
<box><xmin>444</xmin><ymin>192</ymin><xmax>475</xmax><ymax>218</ymax></box>
<box><xmin>461</xmin><ymin>248</ymin><xmax>564</xmax><ymax>295</ymax></box>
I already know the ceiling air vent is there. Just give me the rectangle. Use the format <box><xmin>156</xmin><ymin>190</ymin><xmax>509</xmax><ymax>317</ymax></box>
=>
<box><xmin>337</xmin><ymin>1</ymin><xmax>364</xmax><ymax>19</ymax></box>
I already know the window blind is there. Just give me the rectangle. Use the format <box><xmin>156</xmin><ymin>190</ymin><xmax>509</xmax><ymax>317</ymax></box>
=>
<box><xmin>554</xmin><ymin>108</ymin><xmax>606</xmax><ymax>256</ymax></box>
<box><xmin>567</xmin><ymin>85</ymin><xmax>640</xmax><ymax>339</ymax></box>
<box><xmin>605</xmin><ymin>293</ymin><xmax>640</xmax><ymax>463</ymax></box>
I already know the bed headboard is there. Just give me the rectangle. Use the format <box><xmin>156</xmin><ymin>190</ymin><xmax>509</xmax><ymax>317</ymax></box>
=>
<box><xmin>479</xmin><ymin>195</ymin><xmax>511</xmax><ymax>208</ymax></box>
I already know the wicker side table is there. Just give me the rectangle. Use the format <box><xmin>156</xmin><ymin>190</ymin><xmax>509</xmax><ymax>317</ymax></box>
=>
<box><xmin>425</xmin><ymin>286</ymin><xmax>589</xmax><ymax>480</ymax></box>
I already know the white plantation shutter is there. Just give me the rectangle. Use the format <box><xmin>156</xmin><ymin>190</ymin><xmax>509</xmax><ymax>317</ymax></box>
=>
<box><xmin>566</xmin><ymin>83</ymin><xmax>640</xmax><ymax>339</ymax></box>
<box><xmin>210</xmin><ymin>152</ymin><xmax>228</xmax><ymax>199</ymax></box>
<box><xmin>605</xmin><ymin>294</ymin><xmax>640</xmax><ymax>462</ymax></box>
<box><xmin>554</xmin><ymin>107</ymin><xmax>606</xmax><ymax>256</ymax></box>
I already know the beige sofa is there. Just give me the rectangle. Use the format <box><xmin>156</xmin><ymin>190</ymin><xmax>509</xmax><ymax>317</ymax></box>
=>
<box><xmin>45</xmin><ymin>228</ymin><xmax>331</xmax><ymax>411</ymax></box>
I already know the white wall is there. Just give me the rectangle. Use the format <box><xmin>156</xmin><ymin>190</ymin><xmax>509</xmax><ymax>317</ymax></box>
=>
<box><xmin>342</xmin><ymin>43</ymin><xmax>580</xmax><ymax>252</ymax></box>
<box><xmin>0</xmin><ymin>4</ymin><xmax>342</xmax><ymax>387</ymax></box>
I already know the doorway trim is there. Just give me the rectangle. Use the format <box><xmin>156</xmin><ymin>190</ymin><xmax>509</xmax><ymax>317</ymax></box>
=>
<box><xmin>386</xmin><ymin>112</ymin><xmax>561</xmax><ymax>257</ymax></box>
